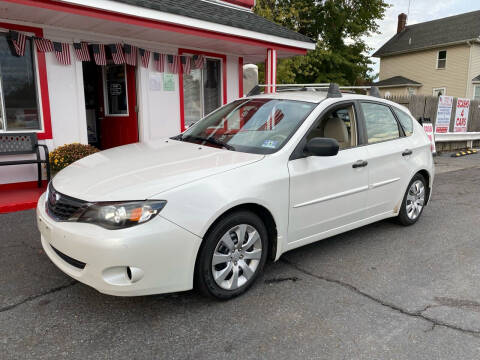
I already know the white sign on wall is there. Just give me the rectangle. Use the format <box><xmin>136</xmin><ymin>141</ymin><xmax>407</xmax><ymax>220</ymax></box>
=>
<box><xmin>453</xmin><ymin>98</ymin><xmax>470</xmax><ymax>133</ymax></box>
<box><xmin>149</xmin><ymin>74</ymin><xmax>163</xmax><ymax>91</ymax></box>
<box><xmin>423</xmin><ymin>122</ymin><xmax>436</xmax><ymax>154</ymax></box>
<box><xmin>435</xmin><ymin>95</ymin><xmax>453</xmax><ymax>133</ymax></box>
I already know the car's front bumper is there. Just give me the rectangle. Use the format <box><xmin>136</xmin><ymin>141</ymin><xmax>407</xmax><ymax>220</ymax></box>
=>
<box><xmin>36</xmin><ymin>193</ymin><xmax>202</xmax><ymax>296</ymax></box>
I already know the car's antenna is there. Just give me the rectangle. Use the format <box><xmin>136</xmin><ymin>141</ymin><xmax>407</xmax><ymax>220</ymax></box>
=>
<box><xmin>326</xmin><ymin>83</ymin><xmax>342</xmax><ymax>98</ymax></box>
<box><xmin>369</xmin><ymin>86</ymin><xmax>381</xmax><ymax>98</ymax></box>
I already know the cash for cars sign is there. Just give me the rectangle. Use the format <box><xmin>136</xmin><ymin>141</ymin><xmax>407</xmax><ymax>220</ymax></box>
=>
<box><xmin>453</xmin><ymin>98</ymin><xmax>470</xmax><ymax>133</ymax></box>
<box><xmin>423</xmin><ymin>122</ymin><xmax>436</xmax><ymax>154</ymax></box>
<box><xmin>435</xmin><ymin>95</ymin><xmax>453</xmax><ymax>133</ymax></box>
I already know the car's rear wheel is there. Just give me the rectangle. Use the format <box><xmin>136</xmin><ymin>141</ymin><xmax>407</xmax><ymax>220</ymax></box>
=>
<box><xmin>195</xmin><ymin>211</ymin><xmax>268</xmax><ymax>299</ymax></box>
<box><xmin>397</xmin><ymin>173</ymin><xmax>427</xmax><ymax>226</ymax></box>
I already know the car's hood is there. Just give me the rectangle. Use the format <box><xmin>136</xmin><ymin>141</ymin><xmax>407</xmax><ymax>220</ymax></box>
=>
<box><xmin>52</xmin><ymin>139</ymin><xmax>264</xmax><ymax>201</ymax></box>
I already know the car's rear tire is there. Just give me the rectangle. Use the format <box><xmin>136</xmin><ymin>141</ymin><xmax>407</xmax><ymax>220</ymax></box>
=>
<box><xmin>397</xmin><ymin>173</ymin><xmax>427</xmax><ymax>226</ymax></box>
<box><xmin>195</xmin><ymin>211</ymin><xmax>268</xmax><ymax>300</ymax></box>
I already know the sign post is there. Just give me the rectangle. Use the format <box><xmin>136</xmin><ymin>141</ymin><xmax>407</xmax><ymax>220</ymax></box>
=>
<box><xmin>435</xmin><ymin>95</ymin><xmax>453</xmax><ymax>133</ymax></box>
<box><xmin>453</xmin><ymin>98</ymin><xmax>470</xmax><ymax>133</ymax></box>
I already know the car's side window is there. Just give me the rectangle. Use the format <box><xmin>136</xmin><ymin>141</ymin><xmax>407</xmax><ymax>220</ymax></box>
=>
<box><xmin>392</xmin><ymin>107</ymin><xmax>414</xmax><ymax>136</ymax></box>
<box><xmin>361</xmin><ymin>102</ymin><xmax>400</xmax><ymax>144</ymax></box>
<box><xmin>306</xmin><ymin>104</ymin><xmax>357</xmax><ymax>150</ymax></box>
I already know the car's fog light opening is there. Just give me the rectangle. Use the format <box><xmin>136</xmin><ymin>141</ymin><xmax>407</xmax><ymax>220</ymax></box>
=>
<box><xmin>102</xmin><ymin>266</ymin><xmax>144</xmax><ymax>285</ymax></box>
<box><xmin>126</xmin><ymin>266</ymin><xmax>144</xmax><ymax>283</ymax></box>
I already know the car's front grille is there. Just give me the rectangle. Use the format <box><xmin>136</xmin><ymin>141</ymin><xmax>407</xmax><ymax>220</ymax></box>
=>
<box><xmin>51</xmin><ymin>245</ymin><xmax>86</xmax><ymax>269</ymax></box>
<box><xmin>46</xmin><ymin>184</ymin><xmax>87</xmax><ymax>221</ymax></box>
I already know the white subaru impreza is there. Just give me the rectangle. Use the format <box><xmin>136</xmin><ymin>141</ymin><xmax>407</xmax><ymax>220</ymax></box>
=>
<box><xmin>37</xmin><ymin>85</ymin><xmax>434</xmax><ymax>299</ymax></box>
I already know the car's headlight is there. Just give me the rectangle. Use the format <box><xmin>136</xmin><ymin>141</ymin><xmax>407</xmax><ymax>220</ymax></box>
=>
<box><xmin>77</xmin><ymin>200</ymin><xmax>167</xmax><ymax>230</ymax></box>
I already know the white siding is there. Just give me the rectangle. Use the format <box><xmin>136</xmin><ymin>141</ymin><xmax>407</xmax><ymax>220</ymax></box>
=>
<box><xmin>226</xmin><ymin>55</ymin><xmax>240</xmax><ymax>102</ymax></box>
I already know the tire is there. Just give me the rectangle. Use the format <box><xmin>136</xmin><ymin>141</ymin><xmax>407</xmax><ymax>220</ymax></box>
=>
<box><xmin>195</xmin><ymin>211</ymin><xmax>268</xmax><ymax>300</ymax></box>
<box><xmin>397</xmin><ymin>173</ymin><xmax>427</xmax><ymax>226</ymax></box>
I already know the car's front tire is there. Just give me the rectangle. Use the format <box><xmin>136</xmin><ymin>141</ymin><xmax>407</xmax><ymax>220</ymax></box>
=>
<box><xmin>195</xmin><ymin>211</ymin><xmax>268</xmax><ymax>300</ymax></box>
<box><xmin>397</xmin><ymin>173</ymin><xmax>427</xmax><ymax>226</ymax></box>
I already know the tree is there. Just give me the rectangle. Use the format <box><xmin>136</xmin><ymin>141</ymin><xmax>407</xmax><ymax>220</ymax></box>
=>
<box><xmin>254</xmin><ymin>0</ymin><xmax>388</xmax><ymax>85</ymax></box>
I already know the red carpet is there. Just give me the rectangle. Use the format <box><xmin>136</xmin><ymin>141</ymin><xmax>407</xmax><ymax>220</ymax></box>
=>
<box><xmin>0</xmin><ymin>181</ymin><xmax>47</xmax><ymax>214</ymax></box>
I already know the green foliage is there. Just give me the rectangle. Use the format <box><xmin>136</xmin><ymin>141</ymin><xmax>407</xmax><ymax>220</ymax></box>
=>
<box><xmin>254</xmin><ymin>0</ymin><xmax>389</xmax><ymax>85</ymax></box>
<box><xmin>49</xmin><ymin>143</ymin><xmax>99</xmax><ymax>172</ymax></box>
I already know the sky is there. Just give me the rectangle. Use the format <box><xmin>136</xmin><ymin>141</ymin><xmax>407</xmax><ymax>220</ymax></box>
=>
<box><xmin>366</xmin><ymin>0</ymin><xmax>480</xmax><ymax>77</ymax></box>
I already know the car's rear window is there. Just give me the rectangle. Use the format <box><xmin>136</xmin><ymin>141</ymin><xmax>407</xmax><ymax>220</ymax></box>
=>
<box><xmin>393</xmin><ymin>107</ymin><xmax>414</xmax><ymax>136</ymax></box>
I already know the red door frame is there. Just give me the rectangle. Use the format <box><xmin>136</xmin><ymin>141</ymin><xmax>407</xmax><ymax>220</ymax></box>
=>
<box><xmin>0</xmin><ymin>21</ymin><xmax>52</xmax><ymax>140</ymax></box>
<box><xmin>178</xmin><ymin>48</ymin><xmax>227</xmax><ymax>132</ymax></box>
<box><xmin>100</xmin><ymin>64</ymin><xmax>138</xmax><ymax>149</ymax></box>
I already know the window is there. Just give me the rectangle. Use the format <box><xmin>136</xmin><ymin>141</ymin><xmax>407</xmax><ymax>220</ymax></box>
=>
<box><xmin>393</xmin><ymin>107</ymin><xmax>414</xmax><ymax>136</ymax></box>
<box><xmin>0</xmin><ymin>33</ymin><xmax>41</xmax><ymax>131</ymax></box>
<box><xmin>437</xmin><ymin>50</ymin><xmax>447</xmax><ymax>69</ymax></box>
<box><xmin>306</xmin><ymin>104</ymin><xmax>357</xmax><ymax>150</ymax></box>
<box><xmin>407</xmin><ymin>87</ymin><xmax>415</xmax><ymax>96</ymax></box>
<box><xmin>183</xmin><ymin>58</ymin><xmax>222</xmax><ymax>127</ymax></box>
<box><xmin>433</xmin><ymin>87</ymin><xmax>446</xmax><ymax>97</ymax></box>
<box><xmin>361</xmin><ymin>102</ymin><xmax>400</xmax><ymax>144</ymax></box>
<box><xmin>177</xmin><ymin>98</ymin><xmax>316</xmax><ymax>154</ymax></box>
<box><xmin>474</xmin><ymin>85</ymin><xmax>480</xmax><ymax>101</ymax></box>
<box><xmin>103</xmin><ymin>64</ymin><xmax>128</xmax><ymax>115</ymax></box>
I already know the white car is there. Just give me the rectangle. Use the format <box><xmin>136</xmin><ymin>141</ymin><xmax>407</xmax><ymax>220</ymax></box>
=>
<box><xmin>37</xmin><ymin>84</ymin><xmax>434</xmax><ymax>299</ymax></box>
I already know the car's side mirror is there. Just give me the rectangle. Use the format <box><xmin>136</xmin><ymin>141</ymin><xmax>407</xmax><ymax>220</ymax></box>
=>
<box><xmin>304</xmin><ymin>137</ymin><xmax>339</xmax><ymax>157</ymax></box>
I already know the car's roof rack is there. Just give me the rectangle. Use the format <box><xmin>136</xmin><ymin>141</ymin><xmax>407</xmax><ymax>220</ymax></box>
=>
<box><xmin>247</xmin><ymin>83</ymin><xmax>381</xmax><ymax>98</ymax></box>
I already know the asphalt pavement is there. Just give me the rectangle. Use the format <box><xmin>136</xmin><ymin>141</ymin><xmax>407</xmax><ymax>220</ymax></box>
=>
<box><xmin>2</xmin><ymin>154</ymin><xmax>480</xmax><ymax>359</ymax></box>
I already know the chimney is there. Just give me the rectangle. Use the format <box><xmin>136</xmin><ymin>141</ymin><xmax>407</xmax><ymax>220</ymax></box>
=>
<box><xmin>397</xmin><ymin>13</ymin><xmax>407</xmax><ymax>33</ymax></box>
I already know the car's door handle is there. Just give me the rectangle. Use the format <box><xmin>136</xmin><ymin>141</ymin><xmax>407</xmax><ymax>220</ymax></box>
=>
<box><xmin>402</xmin><ymin>149</ymin><xmax>413</xmax><ymax>156</ymax></box>
<box><xmin>352</xmin><ymin>160</ymin><xmax>368</xmax><ymax>168</ymax></box>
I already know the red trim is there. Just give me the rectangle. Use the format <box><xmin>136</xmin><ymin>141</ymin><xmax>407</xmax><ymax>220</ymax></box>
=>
<box><xmin>222</xmin><ymin>0</ymin><xmax>255</xmax><ymax>8</ymax></box>
<box><xmin>238</xmin><ymin>56</ymin><xmax>244</xmax><ymax>98</ymax></box>
<box><xmin>0</xmin><ymin>21</ymin><xmax>52</xmax><ymax>140</ymax></box>
<box><xmin>178</xmin><ymin>48</ymin><xmax>228</xmax><ymax>132</ymax></box>
<box><xmin>0</xmin><ymin>180</ymin><xmax>48</xmax><ymax>190</ymax></box>
<box><xmin>3</xmin><ymin>0</ymin><xmax>308</xmax><ymax>55</ymax></box>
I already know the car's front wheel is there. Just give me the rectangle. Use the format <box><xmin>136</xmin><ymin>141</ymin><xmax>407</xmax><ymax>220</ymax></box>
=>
<box><xmin>397</xmin><ymin>173</ymin><xmax>427</xmax><ymax>226</ymax></box>
<box><xmin>195</xmin><ymin>211</ymin><xmax>268</xmax><ymax>299</ymax></box>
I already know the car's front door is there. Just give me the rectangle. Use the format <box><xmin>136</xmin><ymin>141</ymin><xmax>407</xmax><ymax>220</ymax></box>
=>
<box><xmin>287</xmin><ymin>102</ymin><xmax>369</xmax><ymax>248</ymax></box>
<box><xmin>358</xmin><ymin>102</ymin><xmax>413</xmax><ymax>217</ymax></box>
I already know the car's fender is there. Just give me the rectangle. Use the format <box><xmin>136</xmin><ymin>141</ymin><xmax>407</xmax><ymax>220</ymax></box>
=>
<box><xmin>154</xmin><ymin>156</ymin><xmax>290</xmax><ymax>259</ymax></box>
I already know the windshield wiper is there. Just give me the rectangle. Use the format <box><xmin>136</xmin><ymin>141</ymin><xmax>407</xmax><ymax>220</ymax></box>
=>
<box><xmin>181</xmin><ymin>135</ymin><xmax>236</xmax><ymax>151</ymax></box>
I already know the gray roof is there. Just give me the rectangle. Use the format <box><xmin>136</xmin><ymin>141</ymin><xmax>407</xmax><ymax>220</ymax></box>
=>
<box><xmin>473</xmin><ymin>75</ymin><xmax>480</xmax><ymax>82</ymax></box>
<box><xmin>373</xmin><ymin>10</ymin><xmax>480</xmax><ymax>57</ymax></box>
<box><xmin>374</xmin><ymin>76</ymin><xmax>421</xmax><ymax>88</ymax></box>
<box><xmin>113</xmin><ymin>0</ymin><xmax>314</xmax><ymax>44</ymax></box>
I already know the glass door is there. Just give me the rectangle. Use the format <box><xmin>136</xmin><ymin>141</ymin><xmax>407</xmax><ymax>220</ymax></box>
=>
<box><xmin>183</xmin><ymin>58</ymin><xmax>222</xmax><ymax>127</ymax></box>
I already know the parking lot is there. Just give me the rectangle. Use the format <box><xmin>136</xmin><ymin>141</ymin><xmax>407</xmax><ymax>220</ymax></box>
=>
<box><xmin>2</xmin><ymin>154</ymin><xmax>480</xmax><ymax>359</ymax></box>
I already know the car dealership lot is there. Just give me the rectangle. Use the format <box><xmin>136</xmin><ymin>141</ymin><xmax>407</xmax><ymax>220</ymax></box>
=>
<box><xmin>2</xmin><ymin>155</ymin><xmax>480</xmax><ymax>359</ymax></box>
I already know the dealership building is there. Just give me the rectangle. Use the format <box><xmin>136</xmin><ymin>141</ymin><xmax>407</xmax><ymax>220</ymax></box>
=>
<box><xmin>0</xmin><ymin>0</ymin><xmax>315</xmax><ymax>187</ymax></box>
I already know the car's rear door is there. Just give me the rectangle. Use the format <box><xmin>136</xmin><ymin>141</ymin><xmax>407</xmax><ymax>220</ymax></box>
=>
<box><xmin>287</xmin><ymin>101</ymin><xmax>370</xmax><ymax>248</ymax></box>
<box><xmin>358</xmin><ymin>101</ymin><xmax>414</xmax><ymax>217</ymax></box>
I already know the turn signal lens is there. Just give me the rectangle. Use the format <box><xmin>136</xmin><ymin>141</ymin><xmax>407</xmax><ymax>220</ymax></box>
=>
<box><xmin>78</xmin><ymin>200</ymin><xmax>167</xmax><ymax>229</ymax></box>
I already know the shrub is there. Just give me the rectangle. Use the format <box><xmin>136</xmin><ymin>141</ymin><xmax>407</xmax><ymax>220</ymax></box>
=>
<box><xmin>49</xmin><ymin>143</ymin><xmax>99</xmax><ymax>172</ymax></box>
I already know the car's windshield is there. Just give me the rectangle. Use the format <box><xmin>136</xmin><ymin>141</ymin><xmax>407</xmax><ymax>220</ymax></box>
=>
<box><xmin>175</xmin><ymin>98</ymin><xmax>317</xmax><ymax>154</ymax></box>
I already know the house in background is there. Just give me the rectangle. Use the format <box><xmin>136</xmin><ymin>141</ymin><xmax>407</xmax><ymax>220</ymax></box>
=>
<box><xmin>0</xmin><ymin>0</ymin><xmax>315</xmax><ymax>187</ymax></box>
<box><xmin>373</xmin><ymin>11</ymin><xmax>480</xmax><ymax>99</ymax></box>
